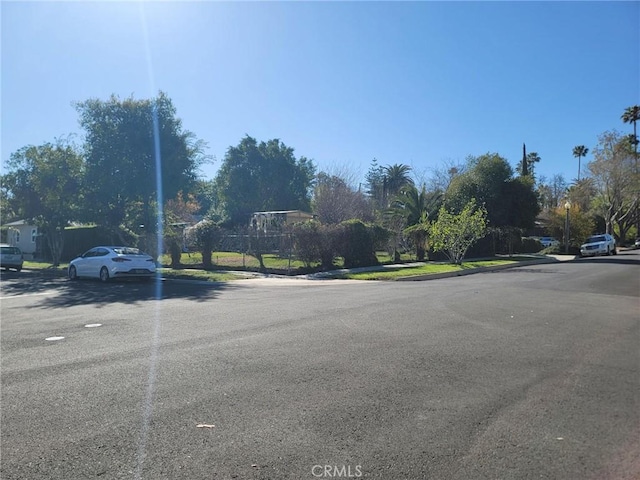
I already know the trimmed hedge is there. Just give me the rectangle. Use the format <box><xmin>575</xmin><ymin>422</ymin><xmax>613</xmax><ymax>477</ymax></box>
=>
<box><xmin>291</xmin><ymin>220</ymin><xmax>339</xmax><ymax>269</ymax></box>
<box><xmin>291</xmin><ymin>219</ymin><xmax>392</xmax><ymax>269</ymax></box>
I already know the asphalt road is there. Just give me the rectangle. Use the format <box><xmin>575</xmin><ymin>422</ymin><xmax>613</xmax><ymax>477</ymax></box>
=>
<box><xmin>1</xmin><ymin>252</ymin><xmax>638</xmax><ymax>480</ymax></box>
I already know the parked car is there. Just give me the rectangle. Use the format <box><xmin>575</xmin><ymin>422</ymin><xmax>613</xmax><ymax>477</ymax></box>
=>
<box><xmin>539</xmin><ymin>237</ymin><xmax>561</xmax><ymax>248</ymax></box>
<box><xmin>579</xmin><ymin>234</ymin><xmax>616</xmax><ymax>257</ymax></box>
<box><xmin>68</xmin><ymin>246</ymin><xmax>157</xmax><ymax>282</ymax></box>
<box><xmin>0</xmin><ymin>244</ymin><xmax>23</xmax><ymax>271</ymax></box>
<box><xmin>634</xmin><ymin>238</ymin><xmax>640</xmax><ymax>249</ymax></box>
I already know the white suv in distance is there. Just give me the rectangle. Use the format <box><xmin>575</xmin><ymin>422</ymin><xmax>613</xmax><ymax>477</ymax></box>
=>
<box><xmin>579</xmin><ymin>234</ymin><xmax>616</xmax><ymax>257</ymax></box>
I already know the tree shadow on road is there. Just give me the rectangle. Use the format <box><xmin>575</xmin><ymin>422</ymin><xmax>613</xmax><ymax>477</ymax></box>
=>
<box><xmin>0</xmin><ymin>271</ymin><xmax>234</xmax><ymax>309</ymax></box>
<box><xmin>574</xmin><ymin>253</ymin><xmax>640</xmax><ymax>266</ymax></box>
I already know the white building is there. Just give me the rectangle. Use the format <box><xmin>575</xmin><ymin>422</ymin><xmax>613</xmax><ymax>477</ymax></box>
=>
<box><xmin>2</xmin><ymin>220</ymin><xmax>38</xmax><ymax>258</ymax></box>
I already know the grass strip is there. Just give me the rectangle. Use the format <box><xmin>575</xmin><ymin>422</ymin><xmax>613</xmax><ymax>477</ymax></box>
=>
<box><xmin>157</xmin><ymin>268</ymin><xmax>247</xmax><ymax>282</ymax></box>
<box><xmin>336</xmin><ymin>259</ymin><xmax>519</xmax><ymax>280</ymax></box>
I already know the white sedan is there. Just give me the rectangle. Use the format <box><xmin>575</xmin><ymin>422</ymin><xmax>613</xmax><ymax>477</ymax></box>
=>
<box><xmin>68</xmin><ymin>246</ymin><xmax>157</xmax><ymax>282</ymax></box>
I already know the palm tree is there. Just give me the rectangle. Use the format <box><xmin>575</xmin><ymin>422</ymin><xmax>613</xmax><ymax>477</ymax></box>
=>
<box><xmin>526</xmin><ymin>152</ymin><xmax>541</xmax><ymax>178</ymax></box>
<box><xmin>622</xmin><ymin>105</ymin><xmax>640</xmax><ymax>234</ymax></box>
<box><xmin>389</xmin><ymin>184</ymin><xmax>442</xmax><ymax>260</ymax></box>
<box><xmin>383</xmin><ymin>164</ymin><xmax>414</xmax><ymax>204</ymax></box>
<box><xmin>621</xmin><ymin>105</ymin><xmax>640</xmax><ymax>169</ymax></box>
<box><xmin>517</xmin><ymin>145</ymin><xmax>540</xmax><ymax>178</ymax></box>
<box><xmin>572</xmin><ymin>145</ymin><xmax>588</xmax><ymax>181</ymax></box>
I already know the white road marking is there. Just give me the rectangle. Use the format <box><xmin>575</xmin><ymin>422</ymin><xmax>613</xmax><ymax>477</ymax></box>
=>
<box><xmin>45</xmin><ymin>336</ymin><xmax>65</xmax><ymax>341</ymax></box>
<box><xmin>85</xmin><ymin>324</ymin><xmax>102</xmax><ymax>328</ymax></box>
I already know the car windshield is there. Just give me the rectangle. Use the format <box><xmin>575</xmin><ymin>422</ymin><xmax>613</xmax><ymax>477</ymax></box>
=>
<box><xmin>0</xmin><ymin>247</ymin><xmax>20</xmax><ymax>254</ymax></box>
<box><xmin>586</xmin><ymin>236</ymin><xmax>606</xmax><ymax>243</ymax></box>
<box><xmin>112</xmin><ymin>247</ymin><xmax>145</xmax><ymax>256</ymax></box>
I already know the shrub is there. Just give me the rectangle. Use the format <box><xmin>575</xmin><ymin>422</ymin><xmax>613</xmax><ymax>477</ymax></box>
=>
<box><xmin>370</xmin><ymin>224</ymin><xmax>393</xmax><ymax>251</ymax></box>
<box><xmin>291</xmin><ymin>221</ymin><xmax>322</xmax><ymax>267</ymax></box>
<box><xmin>519</xmin><ymin>237</ymin><xmax>544</xmax><ymax>253</ymax></box>
<box><xmin>291</xmin><ymin>221</ymin><xmax>340</xmax><ymax>269</ymax></box>
<box><xmin>336</xmin><ymin>219</ymin><xmax>380</xmax><ymax>268</ymax></box>
<box><xmin>429</xmin><ymin>201</ymin><xmax>488</xmax><ymax>264</ymax></box>
<box><xmin>192</xmin><ymin>220</ymin><xmax>222</xmax><ymax>269</ymax></box>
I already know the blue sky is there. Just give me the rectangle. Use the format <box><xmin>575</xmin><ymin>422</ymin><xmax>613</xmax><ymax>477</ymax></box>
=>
<box><xmin>2</xmin><ymin>1</ymin><xmax>638</xmax><ymax>187</ymax></box>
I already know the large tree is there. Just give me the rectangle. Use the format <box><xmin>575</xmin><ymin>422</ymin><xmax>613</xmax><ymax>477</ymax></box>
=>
<box><xmin>312</xmin><ymin>172</ymin><xmax>373</xmax><ymax>224</ymax></box>
<box><xmin>75</xmin><ymin>92</ymin><xmax>207</xmax><ymax>249</ymax></box>
<box><xmin>214</xmin><ymin>136</ymin><xmax>316</xmax><ymax>226</ymax></box>
<box><xmin>566</xmin><ymin>177</ymin><xmax>596</xmax><ymax>214</ymax></box>
<box><xmin>546</xmin><ymin>203</ymin><xmax>594</xmax><ymax>249</ymax></box>
<box><xmin>426</xmin><ymin>160</ymin><xmax>464</xmax><ymax>194</ymax></box>
<box><xmin>572</xmin><ymin>145</ymin><xmax>589</xmax><ymax>181</ymax></box>
<box><xmin>364</xmin><ymin>160</ymin><xmax>414</xmax><ymax>211</ymax></box>
<box><xmin>384</xmin><ymin>163</ymin><xmax>414</xmax><ymax>199</ymax></box>
<box><xmin>2</xmin><ymin>140</ymin><xmax>84</xmax><ymax>265</ymax></box>
<box><xmin>364</xmin><ymin>158</ymin><xmax>386</xmax><ymax>211</ymax></box>
<box><xmin>445</xmin><ymin>153</ymin><xmax>540</xmax><ymax>253</ymax></box>
<box><xmin>537</xmin><ymin>174</ymin><xmax>568</xmax><ymax>211</ymax></box>
<box><xmin>588</xmin><ymin>131</ymin><xmax>639</xmax><ymax>242</ymax></box>
<box><xmin>446</xmin><ymin>153</ymin><xmax>539</xmax><ymax>228</ymax></box>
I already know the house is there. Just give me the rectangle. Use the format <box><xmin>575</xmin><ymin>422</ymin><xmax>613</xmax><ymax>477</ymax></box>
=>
<box><xmin>1</xmin><ymin>220</ymin><xmax>39</xmax><ymax>258</ymax></box>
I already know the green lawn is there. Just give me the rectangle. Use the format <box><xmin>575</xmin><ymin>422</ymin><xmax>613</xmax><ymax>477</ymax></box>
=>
<box><xmin>160</xmin><ymin>251</ymin><xmax>318</xmax><ymax>271</ymax></box>
<box><xmin>156</xmin><ymin>268</ymin><xmax>247</xmax><ymax>282</ymax></box>
<box><xmin>23</xmin><ymin>261</ymin><xmax>69</xmax><ymax>272</ymax></box>
<box><xmin>159</xmin><ymin>250</ymin><xmax>417</xmax><ymax>271</ymax></box>
<box><xmin>335</xmin><ymin>259</ymin><xmax>519</xmax><ymax>280</ymax></box>
<box><xmin>374</xmin><ymin>251</ymin><xmax>417</xmax><ymax>263</ymax></box>
<box><xmin>23</xmin><ymin>254</ymin><xmax>535</xmax><ymax>282</ymax></box>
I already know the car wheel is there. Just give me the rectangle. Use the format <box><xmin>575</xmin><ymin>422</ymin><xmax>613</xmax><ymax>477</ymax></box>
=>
<box><xmin>99</xmin><ymin>266</ymin><xmax>110</xmax><ymax>282</ymax></box>
<box><xmin>15</xmin><ymin>267</ymin><xmax>22</xmax><ymax>272</ymax></box>
<box><xmin>612</xmin><ymin>247</ymin><xmax>617</xmax><ymax>255</ymax></box>
<box><xmin>69</xmin><ymin>265</ymin><xmax>78</xmax><ymax>280</ymax></box>
<box><xmin>607</xmin><ymin>247</ymin><xmax>612</xmax><ymax>256</ymax></box>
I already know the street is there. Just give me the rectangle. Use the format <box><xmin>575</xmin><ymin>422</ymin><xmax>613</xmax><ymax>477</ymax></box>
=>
<box><xmin>1</xmin><ymin>252</ymin><xmax>639</xmax><ymax>480</ymax></box>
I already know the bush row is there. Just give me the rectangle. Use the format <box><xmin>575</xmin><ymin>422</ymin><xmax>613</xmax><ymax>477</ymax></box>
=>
<box><xmin>291</xmin><ymin>219</ymin><xmax>391</xmax><ymax>269</ymax></box>
<box><xmin>38</xmin><ymin>223</ymin><xmax>546</xmax><ymax>266</ymax></box>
